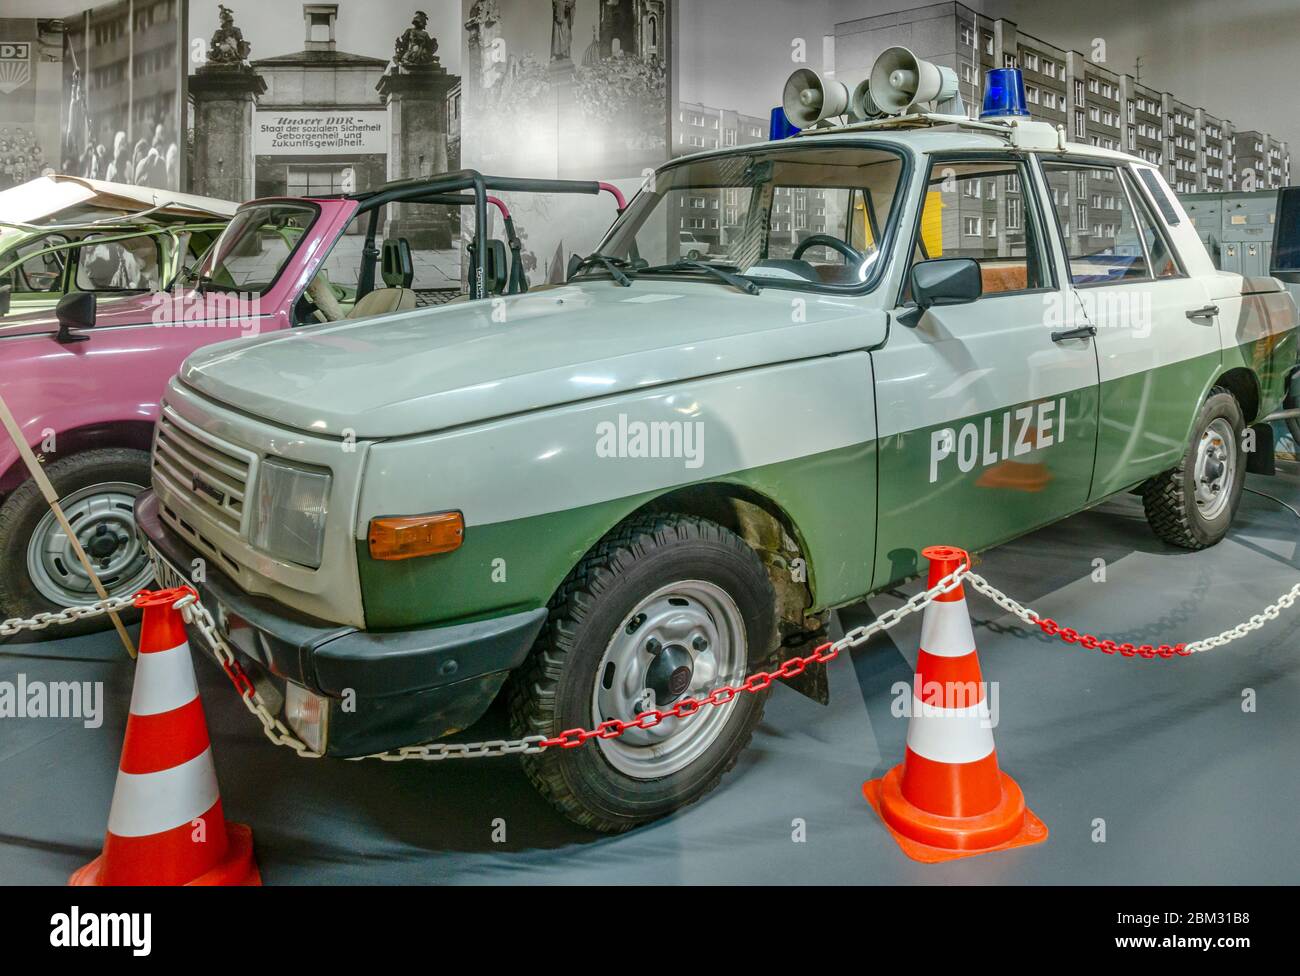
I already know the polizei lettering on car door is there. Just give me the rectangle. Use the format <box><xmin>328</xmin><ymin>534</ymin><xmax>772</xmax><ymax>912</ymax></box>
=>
<box><xmin>929</xmin><ymin>397</ymin><xmax>1068</xmax><ymax>483</ymax></box>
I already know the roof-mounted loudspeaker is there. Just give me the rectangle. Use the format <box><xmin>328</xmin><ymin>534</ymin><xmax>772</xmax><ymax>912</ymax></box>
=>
<box><xmin>869</xmin><ymin>46</ymin><xmax>960</xmax><ymax>114</ymax></box>
<box><xmin>782</xmin><ymin>68</ymin><xmax>850</xmax><ymax>128</ymax></box>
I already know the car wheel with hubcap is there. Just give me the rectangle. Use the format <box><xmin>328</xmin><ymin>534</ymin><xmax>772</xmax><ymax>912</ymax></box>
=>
<box><xmin>0</xmin><ymin>448</ymin><xmax>152</xmax><ymax>639</ymax></box>
<box><xmin>509</xmin><ymin>513</ymin><xmax>778</xmax><ymax>833</ymax></box>
<box><xmin>1142</xmin><ymin>388</ymin><xmax>1246</xmax><ymax>550</ymax></box>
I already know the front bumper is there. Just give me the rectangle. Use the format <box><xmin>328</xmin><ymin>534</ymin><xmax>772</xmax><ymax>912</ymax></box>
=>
<box><xmin>136</xmin><ymin>490</ymin><xmax>547</xmax><ymax>756</ymax></box>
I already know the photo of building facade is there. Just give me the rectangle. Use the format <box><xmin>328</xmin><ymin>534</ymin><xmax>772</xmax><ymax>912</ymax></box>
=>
<box><xmin>832</xmin><ymin>1</ymin><xmax>1290</xmax><ymax>193</ymax></box>
<box><xmin>830</xmin><ymin>1</ymin><xmax>1291</xmax><ymax>263</ymax></box>
<box><xmin>18</xmin><ymin>0</ymin><xmax>186</xmax><ymax>191</ymax></box>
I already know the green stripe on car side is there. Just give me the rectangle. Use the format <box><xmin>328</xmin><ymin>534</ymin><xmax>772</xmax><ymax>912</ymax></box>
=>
<box><xmin>358</xmin><ymin>334</ymin><xmax>1292</xmax><ymax>632</ymax></box>
<box><xmin>356</xmin><ymin>440</ymin><xmax>878</xmax><ymax>629</ymax></box>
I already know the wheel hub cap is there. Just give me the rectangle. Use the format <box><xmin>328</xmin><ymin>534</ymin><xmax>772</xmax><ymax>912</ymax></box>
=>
<box><xmin>1193</xmin><ymin>419</ymin><xmax>1236</xmax><ymax>521</ymax></box>
<box><xmin>645</xmin><ymin>643</ymin><xmax>694</xmax><ymax>704</ymax></box>
<box><xmin>591</xmin><ymin>580</ymin><xmax>747</xmax><ymax>779</ymax></box>
<box><xmin>26</xmin><ymin>481</ymin><xmax>153</xmax><ymax>606</ymax></box>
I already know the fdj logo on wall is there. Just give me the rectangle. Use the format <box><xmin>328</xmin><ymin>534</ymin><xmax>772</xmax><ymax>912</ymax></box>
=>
<box><xmin>0</xmin><ymin>41</ymin><xmax>32</xmax><ymax>95</ymax></box>
<box><xmin>253</xmin><ymin>111</ymin><xmax>387</xmax><ymax>155</ymax></box>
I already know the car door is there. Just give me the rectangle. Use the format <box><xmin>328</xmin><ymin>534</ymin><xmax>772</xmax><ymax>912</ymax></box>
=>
<box><xmin>1039</xmin><ymin>159</ymin><xmax>1219</xmax><ymax>499</ymax></box>
<box><xmin>871</xmin><ymin>152</ymin><xmax>1101</xmax><ymax>588</ymax></box>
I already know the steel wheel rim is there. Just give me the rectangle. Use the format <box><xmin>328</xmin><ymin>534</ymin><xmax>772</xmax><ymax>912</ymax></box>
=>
<box><xmin>1193</xmin><ymin>418</ymin><xmax>1235</xmax><ymax>521</ymax></box>
<box><xmin>26</xmin><ymin>481</ymin><xmax>153</xmax><ymax>606</ymax></box>
<box><xmin>591</xmin><ymin>580</ymin><xmax>747</xmax><ymax>779</ymax></box>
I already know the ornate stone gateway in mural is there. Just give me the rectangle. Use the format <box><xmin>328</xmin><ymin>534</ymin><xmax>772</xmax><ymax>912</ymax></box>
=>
<box><xmin>185</xmin><ymin>3</ymin><xmax>460</xmax><ymax>250</ymax></box>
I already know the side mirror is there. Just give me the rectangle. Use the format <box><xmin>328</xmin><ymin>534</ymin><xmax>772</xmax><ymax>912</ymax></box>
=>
<box><xmin>55</xmin><ymin>291</ymin><xmax>95</xmax><ymax>344</ymax></box>
<box><xmin>566</xmin><ymin>252</ymin><xmax>583</xmax><ymax>281</ymax></box>
<box><xmin>0</xmin><ymin>284</ymin><xmax>10</xmax><ymax>317</ymax></box>
<box><xmin>910</xmin><ymin>257</ymin><xmax>982</xmax><ymax>309</ymax></box>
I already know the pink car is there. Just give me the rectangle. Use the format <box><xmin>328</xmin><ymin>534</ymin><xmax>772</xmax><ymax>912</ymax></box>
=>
<box><xmin>0</xmin><ymin>171</ymin><xmax>626</xmax><ymax>632</ymax></box>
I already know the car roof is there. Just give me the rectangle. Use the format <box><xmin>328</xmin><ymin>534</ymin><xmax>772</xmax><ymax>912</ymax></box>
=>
<box><xmin>0</xmin><ymin>175</ymin><xmax>237</xmax><ymax>225</ymax></box>
<box><xmin>664</xmin><ymin>122</ymin><xmax>1149</xmax><ymax>169</ymax></box>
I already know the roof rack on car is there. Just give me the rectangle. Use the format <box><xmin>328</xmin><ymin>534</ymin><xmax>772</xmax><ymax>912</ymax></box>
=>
<box><xmin>795</xmin><ymin>111</ymin><xmax>1066</xmax><ymax>151</ymax></box>
<box><xmin>775</xmin><ymin>50</ymin><xmax>1067</xmax><ymax>152</ymax></box>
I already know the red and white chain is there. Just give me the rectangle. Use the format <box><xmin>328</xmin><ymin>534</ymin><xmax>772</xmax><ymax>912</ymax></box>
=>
<box><xmin>10</xmin><ymin>560</ymin><xmax>1300</xmax><ymax>758</ymax></box>
<box><xmin>0</xmin><ymin>595</ymin><xmax>136</xmax><ymax>638</ymax></box>
<box><xmin>965</xmin><ymin>570</ymin><xmax>1300</xmax><ymax>657</ymax></box>
<box><xmin>173</xmin><ymin>562</ymin><xmax>971</xmax><ymax>761</ymax></box>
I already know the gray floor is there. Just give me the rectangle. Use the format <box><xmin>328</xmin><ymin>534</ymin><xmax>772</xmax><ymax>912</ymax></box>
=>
<box><xmin>3</xmin><ymin>467</ymin><xmax>1299</xmax><ymax>885</ymax></box>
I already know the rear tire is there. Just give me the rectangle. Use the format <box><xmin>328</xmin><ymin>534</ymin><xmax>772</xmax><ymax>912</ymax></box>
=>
<box><xmin>508</xmin><ymin>513</ymin><xmax>777</xmax><ymax>833</ymax></box>
<box><xmin>1141</xmin><ymin>389</ymin><xmax>1246</xmax><ymax>550</ymax></box>
<box><xmin>0</xmin><ymin>448</ymin><xmax>151</xmax><ymax>641</ymax></box>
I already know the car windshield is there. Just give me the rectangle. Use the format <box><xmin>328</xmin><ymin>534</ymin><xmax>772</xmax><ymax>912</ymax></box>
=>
<box><xmin>185</xmin><ymin>203</ymin><xmax>316</xmax><ymax>295</ymax></box>
<box><xmin>586</xmin><ymin>143</ymin><xmax>905</xmax><ymax>291</ymax></box>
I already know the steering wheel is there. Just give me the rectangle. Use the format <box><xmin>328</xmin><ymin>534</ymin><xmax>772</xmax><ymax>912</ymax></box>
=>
<box><xmin>793</xmin><ymin>234</ymin><xmax>865</xmax><ymax>265</ymax></box>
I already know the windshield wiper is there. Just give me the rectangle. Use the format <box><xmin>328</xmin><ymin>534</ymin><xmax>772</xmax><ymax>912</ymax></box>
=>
<box><xmin>571</xmin><ymin>253</ymin><xmax>633</xmax><ymax>287</ymax></box>
<box><xmin>639</xmin><ymin>260</ymin><xmax>762</xmax><ymax>295</ymax></box>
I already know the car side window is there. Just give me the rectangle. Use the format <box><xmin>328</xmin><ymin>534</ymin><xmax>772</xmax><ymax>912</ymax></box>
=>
<box><xmin>907</xmin><ymin>158</ymin><xmax>1048</xmax><ymax>297</ymax></box>
<box><xmin>75</xmin><ymin>234</ymin><xmax>162</xmax><ymax>291</ymax></box>
<box><xmin>1123</xmin><ymin>171</ymin><xmax>1182</xmax><ymax>279</ymax></box>
<box><xmin>15</xmin><ymin>236</ymin><xmax>67</xmax><ymax>292</ymax></box>
<box><xmin>1040</xmin><ymin>161</ymin><xmax>1152</xmax><ymax>285</ymax></box>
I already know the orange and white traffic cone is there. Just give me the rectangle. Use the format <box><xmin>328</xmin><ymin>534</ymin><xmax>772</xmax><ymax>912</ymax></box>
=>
<box><xmin>863</xmin><ymin>546</ymin><xmax>1047</xmax><ymax>863</ymax></box>
<box><xmin>71</xmin><ymin>587</ymin><xmax>260</xmax><ymax>886</ymax></box>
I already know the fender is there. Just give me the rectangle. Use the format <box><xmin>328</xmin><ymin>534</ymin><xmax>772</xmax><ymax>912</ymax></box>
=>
<box><xmin>0</xmin><ymin>406</ymin><xmax>158</xmax><ymax>496</ymax></box>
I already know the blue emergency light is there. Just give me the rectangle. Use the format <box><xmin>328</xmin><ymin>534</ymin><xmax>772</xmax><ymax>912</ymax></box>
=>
<box><xmin>980</xmin><ymin>68</ymin><xmax>1030</xmax><ymax>119</ymax></box>
<box><xmin>770</xmin><ymin>106</ymin><xmax>799</xmax><ymax>140</ymax></box>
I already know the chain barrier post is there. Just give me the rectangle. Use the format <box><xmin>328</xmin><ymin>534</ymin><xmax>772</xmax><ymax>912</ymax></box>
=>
<box><xmin>863</xmin><ymin>546</ymin><xmax>1048</xmax><ymax>863</ymax></box>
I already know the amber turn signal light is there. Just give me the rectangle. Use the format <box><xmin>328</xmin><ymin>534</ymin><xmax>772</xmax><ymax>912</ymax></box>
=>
<box><xmin>368</xmin><ymin>512</ymin><xmax>464</xmax><ymax>560</ymax></box>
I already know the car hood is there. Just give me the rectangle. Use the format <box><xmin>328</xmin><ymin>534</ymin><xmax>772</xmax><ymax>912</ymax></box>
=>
<box><xmin>179</xmin><ymin>279</ymin><xmax>888</xmax><ymax>438</ymax></box>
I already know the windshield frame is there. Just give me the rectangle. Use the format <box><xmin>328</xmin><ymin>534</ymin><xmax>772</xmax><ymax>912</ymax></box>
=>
<box><xmin>186</xmin><ymin>199</ymin><xmax>321</xmax><ymax>297</ymax></box>
<box><xmin>585</xmin><ymin>138</ymin><xmax>913</xmax><ymax>296</ymax></box>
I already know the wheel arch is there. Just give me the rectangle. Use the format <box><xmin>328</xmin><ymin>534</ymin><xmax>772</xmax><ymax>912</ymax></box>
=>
<box><xmin>622</xmin><ymin>481</ymin><xmax>824</xmax><ymax>642</ymax></box>
<box><xmin>0</xmin><ymin>420</ymin><xmax>154</xmax><ymax>498</ymax></box>
<box><xmin>1213</xmin><ymin>366</ymin><xmax>1262</xmax><ymax>423</ymax></box>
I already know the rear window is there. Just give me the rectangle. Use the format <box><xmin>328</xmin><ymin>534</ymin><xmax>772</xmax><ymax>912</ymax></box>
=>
<box><xmin>1041</xmin><ymin>161</ymin><xmax>1178</xmax><ymax>285</ymax></box>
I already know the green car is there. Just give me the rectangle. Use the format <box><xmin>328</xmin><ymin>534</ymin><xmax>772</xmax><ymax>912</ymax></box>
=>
<box><xmin>0</xmin><ymin>175</ymin><xmax>234</xmax><ymax>316</ymax></box>
<box><xmin>138</xmin><ymin>122</ymin><xmax>1299</xmax><ymax>832</ymax></box>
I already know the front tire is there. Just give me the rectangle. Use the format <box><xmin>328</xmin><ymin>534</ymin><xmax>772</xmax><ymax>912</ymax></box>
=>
<box><xmin>1142</xmin><ymin>389</ymin><xmax>1246</xmax><ymax>550</ymax></box>
<box><xmin>0</xmin><ymin>448</ymin><xmax>152</xmax><ymax>639</ymax></box>
<box><xmin>509</xmin><ymin>514</ymin><xmax>777</xmax><ymax>833</ymax></box>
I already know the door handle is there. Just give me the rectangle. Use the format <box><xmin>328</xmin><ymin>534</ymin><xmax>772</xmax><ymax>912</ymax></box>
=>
<box><xmin>1186</xmin><ymin>304</ymin><xmax>1219</xmax><ymax>321</ymax></box>
<box><xmin>1051</xmin><ymin>325</ymin><xmax>1097</xmax><ymax>342</ymax></box>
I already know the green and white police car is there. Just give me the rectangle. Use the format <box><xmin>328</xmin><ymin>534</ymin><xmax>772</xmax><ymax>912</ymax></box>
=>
<box><xmin>137</xmin><ymin>74</ymin><xmax>1299</xmax><ymax>831</ymax></box>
